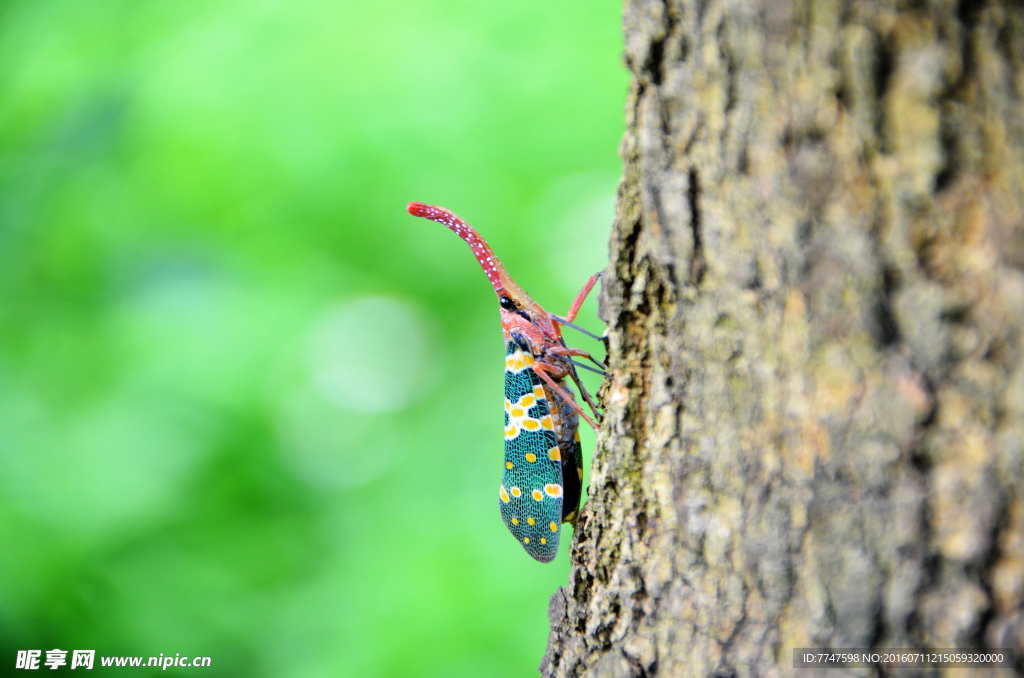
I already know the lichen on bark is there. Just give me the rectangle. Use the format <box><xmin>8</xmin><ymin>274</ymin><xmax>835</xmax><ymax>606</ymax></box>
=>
<box><xmin>541</xmin><ymin>1</ymin><xmax>1024</xmax><ymax>676</ymax></box>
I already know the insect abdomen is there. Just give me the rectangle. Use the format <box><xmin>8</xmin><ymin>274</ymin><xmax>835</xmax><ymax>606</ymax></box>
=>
<box><xmin>546</xmin><ymin>384</ymin><xmax>583</xmax><ymax>527</ymax></box>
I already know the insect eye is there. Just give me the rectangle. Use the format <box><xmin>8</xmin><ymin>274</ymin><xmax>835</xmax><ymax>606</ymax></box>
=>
<box><xmin>499</xmin><ymin>295</ymin><xmax>517</xmax><ymax>311</ymax></box>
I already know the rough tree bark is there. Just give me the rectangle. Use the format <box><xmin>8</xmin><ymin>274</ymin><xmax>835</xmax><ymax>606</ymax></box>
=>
<box><xmin>541</xmin><ymin>1</ymin><xmax>1024</xmax><ymax>676</ymax></box>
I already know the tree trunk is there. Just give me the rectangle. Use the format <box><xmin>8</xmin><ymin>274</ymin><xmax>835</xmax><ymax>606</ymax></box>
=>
<box><xmin>541</xmin><ymin>1</ymin><xmax>1024</xmax><ymax>676</ymax></box>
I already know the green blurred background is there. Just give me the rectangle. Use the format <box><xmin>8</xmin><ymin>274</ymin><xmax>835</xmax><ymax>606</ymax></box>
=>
<box><xmin>0</xmin><ymin>0</ymin><xmax>627</xmax><ymax>675</ymax></box>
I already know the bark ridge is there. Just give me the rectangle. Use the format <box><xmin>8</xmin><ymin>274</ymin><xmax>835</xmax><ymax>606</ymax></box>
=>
<box><xmin>541</xmin><ymin>1</ymin><xmax>1024</xmax><ymax>676</ymax></box>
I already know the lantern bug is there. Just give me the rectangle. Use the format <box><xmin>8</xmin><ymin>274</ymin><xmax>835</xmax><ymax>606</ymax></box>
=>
<box><xmin>407</xmin><ymin>202</ymin><xmax>606</xmax><ymax>562</ymax></box>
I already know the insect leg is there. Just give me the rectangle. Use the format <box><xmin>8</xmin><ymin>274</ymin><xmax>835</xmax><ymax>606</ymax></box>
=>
<box><xmin>570</xmin><ymin>360</ymin><xmax>608</xmax><ymax>377</ymax></box>
<box><xmin>565</xmin><ymin>363</ymin><xmax>602</xmax><ymax>424</ymax></box>
<box><xmin>548</xmin><ymin>345</ymin><xmax>606</xmax><ymax>371</ymax></box>
<box><xmin>546</xmin><ymin>343</ymin><xmax>604</xmax><ymax>422</ymax></box>
<box><xmin>554</xmin><ymin>318</ymin><xmax>604</xmax><ymax>341</ymax></box>
<box><xmin>564</xmin><ymin>273</ymin><xmax>600</xmax><ymax>323</ymax></box>
<box><xmin>532</xmin><ymin>362</ymin><xmax>600</xmax><ymax>431</ymax></box>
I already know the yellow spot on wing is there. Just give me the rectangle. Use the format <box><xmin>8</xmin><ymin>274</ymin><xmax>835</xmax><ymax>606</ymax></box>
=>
<box><xmin>541</xmin><ymin>537</ymin><xmax>546</xmax><ymax>544</ymax></box>
<box><xmin>531</xmin><ymin>489</ymin><xmax>543</xmax><ymax>501</ymax></box>
<box><xmin>521</xmin><ymin>395</ymin><xmax>535</xmax><ymax>406</ymax></box>
<box><xmin>506</xmin><ymin>461</ymin><xmax>513</xmax><ymax>469</ymax></box>
<box><xmin>511</xmin><ymin>407</ymin><xmax>524</xmax><ymax>418</ymax></box>
<box><xmin>548</xmin><ymin>447</ymin><xmax>561</xmax><ymax>461</ymax></box>
<box><xmin>522</xmin><ymin>420</ymin><xmax>539</xmax><ymax>431</ymax></box>
<box><xmin>533</xmin><ymin>386</ymin><xmax>545</xmax><ymax>399</ymax></box>
<box><xmin>524</xmin><ymin>537</ymin><xmax>530</xmax><ymax>544</ymax></box>
<box><xmin>511</xmin><ymin>517</ymin><xmax>519</xmax><ymax>525</ymax></box>
<box><xmin>541</xmin><ymin>416</ymin><xmax>553</xmax><ymax>430</ymax></box>
<box><xmin>527</xmin><ymin>517</ymin><xmax>535</xmax><ymax>525</ymax></box>
<box><xmin>511</xmin><ymin>487</ymin><xmax>521</xmax><ymax>497</ymax></box>
<box><xmin>544</xmin><ymin>483</ymin><xmax>563</xmax><ymax>498</ymax></box>
<box><xmin>500</xmin><ymin>486</ymin><xmax>509</xmax><ymax>503</ymax></box>
<box><xmin>525</xmin><ymin>453</ymin><xmax>536</xmax><ymax>463</ymax></box>
<box><xmin>550</xmin><ymin>521</ymin><xmax>557</xmax><ymax>532</ymax></box>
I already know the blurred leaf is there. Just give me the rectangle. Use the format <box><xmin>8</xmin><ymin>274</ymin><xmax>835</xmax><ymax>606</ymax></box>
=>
<box><xmin>0</xmin><ymin>1</ymin><xmax>627</xmax><ymax>675</ymax></box>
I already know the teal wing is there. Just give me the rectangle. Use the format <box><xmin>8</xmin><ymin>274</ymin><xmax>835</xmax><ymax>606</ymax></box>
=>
<box><xmin>499</xmin><ymin>334</ymin><xmax>563</xmax><ymax>563</ymax></box>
